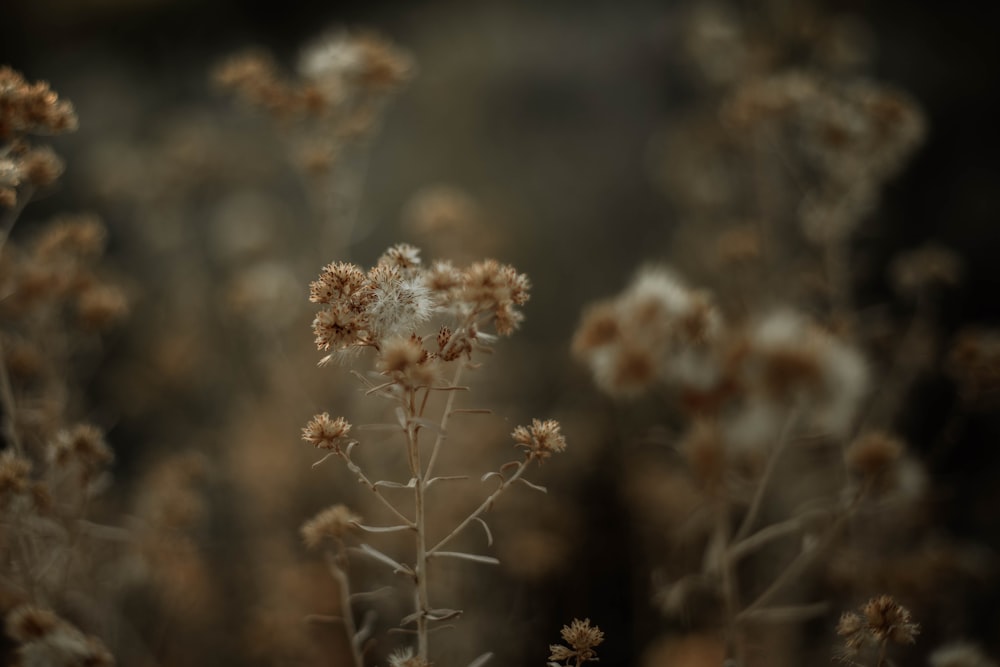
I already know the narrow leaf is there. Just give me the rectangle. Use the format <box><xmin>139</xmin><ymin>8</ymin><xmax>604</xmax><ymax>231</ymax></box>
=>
<box><xmin>431</xmin><ymin>551</ymin><xmax>500</xmax><ymax>566</ymax></box>
<box><xmin>473</xmin><ymin>517</ymin><xmax>494</xmax><ymax>547</ymax></box>
<box><xmin>350</xmin><ymin>586</ymin><xmax>394</xmax><ymax>603</ymax></box>
<box><xmin>373</xmin><ymin>478</ymin><xmax>417</xmax><ymax>489</ymax></box>
<box><xmin>427</xmin><ymin>475</ymin><xmax>469</xmax><ymax>488</ymax></box>
<box><xmin>467</xmin><ymin>653</ymin><xmax>493</xmax><ymax>667</ymax></box>
<box><xmin>481</xmin><ymin>471</ymin><xmax>503</xmax><ymax>483</ymax></box>
<box><xmin>401</xmin><ymin>608</ymin><xmax>463</xmax><ymax>625</ymax></box>
<box><xmin>312</xmin><ymin>452</ymin><xmax>337</xmax><ymax>468</ymax></box>
<box><xmin>352</xmin><ymin>543</ymin><xmax>413</xmax><ymax>576</ymax></box>
<box><xmin>450</xmin><ymin>408</ymin><xmax>493</xmax><ymax>415</ymax></box>
<box><xmin>408</xmin><ymin>417</ymin><xmax>443</xmax><ymax>433</ymax></box>
<box><xmin>516</xmin><ymin>477</ymin><xmax>548</xmax><ymax>494</ymax></box>
<box><xmin>365</xmin><ymin>381</ymin><xmax>397</xmax><ymax>396</ymax></box>
<box><xmin>351</xmin><ymin>522</ymin><xmax>412</xmax><ymax>534</ymax></box>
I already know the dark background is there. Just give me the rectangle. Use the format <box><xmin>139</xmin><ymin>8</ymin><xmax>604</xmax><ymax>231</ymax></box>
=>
<box><xmin>4</xmin><ymin>1</ymin><xmax>1000</xmax><ymax>663</ymax></box>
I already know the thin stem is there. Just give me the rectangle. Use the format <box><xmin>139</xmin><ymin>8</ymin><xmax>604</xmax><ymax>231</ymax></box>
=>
<box><xmin>824</xmin><ymin>238</ymin><xmax>854</xmax><ymax>331</ymax></box>
<box><xmin>424</xmin><ymin>363</ymin><xmax>464</xmax><ymax>480</ymax></box>
<box><xmin>736</xmin><ymin>601</ymin><xmax>830</xmax><ymax>624</ymax></box>
<box><xmin>0</xmin><ymin>337</ymin><xmax>24</xmax><ymax>455</ymax></box>
<box><xmin>742</xmin><ymin>486</ymin><xmax>866</xmax><ymax>614</ymax></box>
<box><xmin>338</xmin><ymin>450</ymin><xmax>415</xmax><ymax>528</ymax></box>
<box><xmin>327</xmin><ymin>550</ymin><xmax>365</xmax><ymax>667</ymax></box>
<box><xmin>714</xmin><ymin>493</ymin><xmax>745</xmax><ymax>667</ymax></box>
<box><xmin>877</xmin><ymin>638</ymin><xmax>888</xmax><ymax>667</ymax></box>
<box><xmin>734</xmin><ymin>406</ymin><xmax>800</xmax><ymax>543</ymax></box>
<box><xmin>400</xmin><ymin>386</ymin><xmax>432</xmax><ymax>662</ymax></box>
<box><xmin>728</xmin><ymin>514</ymin><xmax>809</xmax><ymax>563</ymax></box>
<box><xmin>428</xmin><ymin>459</ymin><xmax>530</xmax><ymax>555</ymax></box>
<box><xmin>0</xmin><ymin>187</ymin><xmax>31</xmax><ymax>457</ymax></box>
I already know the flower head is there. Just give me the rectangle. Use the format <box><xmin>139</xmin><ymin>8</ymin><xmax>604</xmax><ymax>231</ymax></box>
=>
<box><xmin>548</xmin><ymin>618</ymin><xmax>604</xmax><ymax>665</ymax></box>
<box><xmin>302</xmin><ymin>413</ymin><xmax>352</xmax><ymax>451</ymax></box>
<box><xmin>512</xmin><ymin>419</ymin><xmax>567</xmax><ymax>462</ymax></box>
<box><xmin>301</xmin><ymin>504</ymin><xmax>360</xmax><ymax>548</ymax></box>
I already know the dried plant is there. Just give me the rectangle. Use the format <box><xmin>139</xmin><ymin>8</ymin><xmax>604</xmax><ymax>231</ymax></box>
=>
<box><xmin>301</xmin><ymin>243</ymin><xmax>565</xmax><ymax>665</ymax></box>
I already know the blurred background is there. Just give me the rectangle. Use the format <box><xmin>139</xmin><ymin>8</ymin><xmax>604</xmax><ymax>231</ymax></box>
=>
<box><xmin>2</xmin><ymin>1</ymin><xmax>1000</xmax><ymax>665</ymax></box>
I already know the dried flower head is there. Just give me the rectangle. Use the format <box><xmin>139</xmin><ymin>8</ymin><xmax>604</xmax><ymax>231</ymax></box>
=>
<box><xmin>299</xmin><ymin>31</ymin><xmax>413</xmax><ymax>96</ymax></box>
<box><xmin>301</xmin><ymin>413</ymin><xmax>352</xmax><ymax>451</ymax></box>
<box><xmin>213</xmin><ymin>51</ymin><xmax>300</xmax><ymax>118</ymax></box>
<box><xmin>837</xmin><ymin>595</ymin><xmax>920</xmax><ymax>656</ymax></box>
<box><xmin>548</xmin><ymin>618</ymin><xmax>604</xmax><ymax>665</ymax></box>
<box><xmin>512</xmin><ymin>419</ymin><xmax>567</xmax><ymax>462</ymax></box>
<box><xmin>366</xmin><ymin>264</ymin><xmax>434</xmax><ymax>340</ymax></box>
<box><xmin>309</xmin><ymin>261</ymin><xmax>367</xmax><ymax>304</ymax></box>
<box><xmin>301</xmin><ymin>504</ymin><xmax>360</xmax><ymax>548</ymax></box>
<box><xmin>387</xmin><ymin>647</ymin><xmax>431</xmax><ymax>667</ymax></box>
<box><xmin>5</xmin><ymin>605</ymin><xmax>114</xmax><ymax>667</ymax></box>
<box><xmin>5</xmin><ymin>606</ymin><xmax>60</xmax><ymax>642</ymax></box>
<box><xmin>47</xmin><ymin>423</ymin><xmax>114</xmax><ymax>478</ymax></box>
<box><xmin>0</xmin><ymin>450</ymin><xmax>32</xmax><ymax>500</ymax></box>
<box><xmin>890</xmin><ymin>243</ymin><xmax>963</xmax><ymax>298</ymax></box>
<box><xmin>573</xmin><ymin>267</ymin><xmax>725</xmax><ymax>398</ymax></box>
<box><xmin>0</xmin><ymin>66</ymin><xmax>79</xmax><ymax>139</ymax></box>
<box><xmin>378</xmin><ymin>243</ymin><xmax>422</xmax><ymax>271</ymax></box>
<box><xmin>77</xmin><ymin>284</ymin><xmax>129</xmax><ymax>330</ymax></box>
<box><xmin>863</xmin><ymin>594</ymin><xmax>920</xmax><ymax>645</ymax></box>
<box><xmin>845</xmin><ymin>431</ymin><xmax>905</xmax><ymax>478</ymax></box>
<box><xmin>947</xmin><ymin>329</ymin><xmax>1000</xmax><ymax>405</ymax></box>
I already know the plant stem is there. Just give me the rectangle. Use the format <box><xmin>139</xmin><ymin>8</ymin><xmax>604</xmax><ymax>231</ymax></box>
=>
<box><xmin>404</xmin><ymin>387</ymin><xmax>432</xmax><ymax>661</ymax></box>
<box><xmin>734</xmin><ymin>406</ymin><xmax>800</xmax><ymax>543</ymax></box>
<box><xmin>424</xmin><ymin>364</ymin><xmax>464</xmax><ymax>480</ymax></box>
<box><xmin>327</xmin><ymin>550</ymin><xmax>365</xmax><ymax>667</ymax></box>
<box><xmin>428</xmin><ymin>459</ymin><xmax>529</xmax><ymax>555</ymax></box>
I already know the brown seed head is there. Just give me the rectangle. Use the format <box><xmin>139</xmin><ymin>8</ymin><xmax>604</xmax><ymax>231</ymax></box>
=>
<box><xmin>20</xmin><ymin>146</ymin><xmax>64</xmax><ymax>187</ymax></box>
<box><xmin>863</xmin><ymin>594</ymin><xmax>919</xmax><ymax>645</ymax></box>
<box><xmin>301</xmin><ymin>413</ymin><xmax>352</xmax><ymax>451</ymax></box>
<box><xmin>0</xmin><ymin>450</ymin><xmax>32</xmax><ymax>499</ymax></box>
<box><xmin>512</xmin><ymin>418</ymin><xmax>567</xmax><ymax>462</ymax></box>
<box><xmin>301</xmin><ymin>504</ymin><xmax>360</xmax><ymax>548</ymax></box>
<box><xmin>549</xmin><ymin>618</ymin><xmax>604</xmax><ymax>664</ymax></box>
<box><xmin>5</xmin><ymin>605</ymin><xmax>60</xmax><ymax>642</ymax></box>
<box><xmin>77</xmin><ymin>284</ymin><xmax>129</xmax><ymax>330</ymax></box>
<box><xmin>845</xmin><ymin>431</ymin><xmax>905</xmax><ymax>478</ymax></box>
<box><xmin>571</xmin><ymin>300</ymin><xmax>620</xmax><ymax>357</ymax></box>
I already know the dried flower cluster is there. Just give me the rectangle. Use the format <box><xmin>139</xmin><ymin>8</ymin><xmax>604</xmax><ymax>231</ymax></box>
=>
<box><xmin>574</xmin><ymin>267</ymin><xmax>868</xmax><ymax>446</ymax></box>
<box><xmin>302</xmin><ymin>242</ymin><xmax>558</xmax><ymax>667</ymax></box>
<box><xmin>0</xmin><ymin>67</ymin><xmax>77</xmax><ymax>209</ymax></box>
<box><xmin>837</xmin><ymin>595</ymin><xmax>920</xmax><ymax>657</ymax></box>
<box><xmin>548</xmin><ymin>618</ymin><xmax>605</xmax><ymax>667</ymax></box>
<box><xmin>5</xmin><ymin>605</ymin><xmax>113</xmax><ymax>667</ymax></box>
<box><xmin>512</xmin><ymin>418</ymin><xmax>567</xmax><ymax>462</ymax></box>
<box><xmin>724</xmin><ymin>71</ymin><xmax>925</xmax><ymax>242</ymax></box>
<box><xmin>215</xmin><ymin>32</ymin><xmax>412</xmax><ymax>121</ymax></box>
<box><xmin>309</xmin><ymin>243</ymin><xmax>529</xmax><ymax>365</ymax></box>
<box><xmin>0</xmin><ymin>66</ymin><xmax>128</xmax><ymax>667</ymax></box>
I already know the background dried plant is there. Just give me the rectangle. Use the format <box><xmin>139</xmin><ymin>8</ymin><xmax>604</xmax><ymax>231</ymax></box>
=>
<box><xmin>1</xmin><ymin>1</ymin><xmax>999</xmax><ymax>666</ymax></box>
